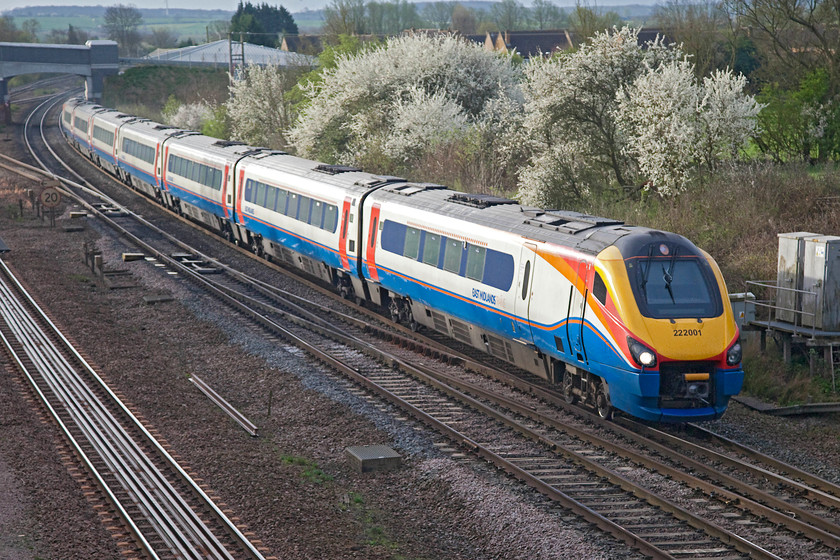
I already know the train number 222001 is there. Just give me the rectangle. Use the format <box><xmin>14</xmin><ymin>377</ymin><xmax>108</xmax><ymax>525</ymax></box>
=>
<box><xmin>673</xmin><ymin>329</ymin><xmax>702</xmax><ymax>337</ymax></box>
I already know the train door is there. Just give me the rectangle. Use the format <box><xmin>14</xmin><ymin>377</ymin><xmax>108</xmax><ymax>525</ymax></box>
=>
<box><xmin>514</xmin><ymin>242</ymin><xmax>538</xmax><ymax>344</ymax></box>
<box><xmin>567</xmin><ymin>259</ymin><xmax>590</xmax><ymax>364</ymax></box>
<box><xmin>364</xmin><ymin>203</ymin><xmax>381</xmax><ymax>281</ymax></box>
<box><xmin>221</xmin><ymin>163</ymin><xmax>232</xmax><ymax>220</ymax></box>
<box><xmin>338</xmin><ymin>197</ymin><xmax>352</xmax><ymax>270</ymax></box>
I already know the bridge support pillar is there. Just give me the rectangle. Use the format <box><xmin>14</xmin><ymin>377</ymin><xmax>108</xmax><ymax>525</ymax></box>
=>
<box><xmin>85</xmin><ymin>72</ymin><xmax>106</xmax><ymax>102</ymax></box>
<box><xmin>0</xmin><ymin>79</ymin><xmax>9</xmax><ymax>125</ymax></box>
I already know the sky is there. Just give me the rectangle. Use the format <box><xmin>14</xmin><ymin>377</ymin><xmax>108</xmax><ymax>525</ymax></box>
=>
<box><xmin>1</xmin><ymin>1</ymin><xmax>324</xmax><ymax>13</ymax></box>
<box><xmin>1</xmin><ymin>0</ymin><xmax>629</xmax><ymax>14</ymax></box>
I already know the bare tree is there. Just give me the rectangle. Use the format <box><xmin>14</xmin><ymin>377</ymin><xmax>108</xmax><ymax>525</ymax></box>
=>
<box><xmin>451</xmin><ymin>3</ymin><xmax>477</xmax><ymax>35</ymax></box>
<box><xmin>149</xmin><ymin>27</ymin><xmax>178</xmax><ymax>49</ymax></box>
<box><xmin>531</xmin><ymin>0</ymin><xmax>565</xmax><ymax>30</ymax></box>
<box><xmin>724</xmin><ymin>0</ymin><xmax>840</xmax><ymax>91</ymax></box>
<box><xmin>492</xmin><ymin>0</ymin><xmax>524</xmax><ymax>31</ymax></box>
<box><xmin>323</xmin><ymin>0</ymin><xmax>369</xmax><ymax>40</ymax></box>
<box><xmin>655</xmin><ymin>0</ymin><xmax>728</xmax><ymax>78</ymax></box>
<box><xmin>569</xmin><ymin>2</ymin><xmax>620</xmax><ymax>41</ymax></box>
<box><xmin>104</xmin><ymin>4</ymin><xmax>144</xmax><ymax>57</ymax></box>
<box><xmin>423</xmin><ymin>1</ymin><xmax>454</xmax><ymax>29</ymax></box>
<box><xmin>21</xmin><ymin>19</ymin><xmax>40</xmax><ymax>42</ymax></box>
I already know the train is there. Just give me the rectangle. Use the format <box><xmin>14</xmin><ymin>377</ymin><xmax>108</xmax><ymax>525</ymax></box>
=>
<box><xmin>61</xmin><ymin>97</ymin><xmax>744</xmax><ymax>423</ymax></box>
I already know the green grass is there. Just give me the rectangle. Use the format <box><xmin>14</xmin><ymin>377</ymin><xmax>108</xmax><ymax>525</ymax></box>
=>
<box><xmin>341</xmin><ymin>491</ymin><xmax>404</xmax><ymax>554</ymax></box>
<box><xmin>25</xmin><ymin>15</ymin><xmax>227</xmax><ymax>44</ymax></box>
<box><xmin>280</xmin><ymin>454</ymin><xmax>334</xmax><ymax>484</ymax></box>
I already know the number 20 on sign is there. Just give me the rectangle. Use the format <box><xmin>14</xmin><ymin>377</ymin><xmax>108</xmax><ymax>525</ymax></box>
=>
<box><xmin>39</xmin><ymin>187</ymin><xmax>61</xmax><ymax>209</ymax></box>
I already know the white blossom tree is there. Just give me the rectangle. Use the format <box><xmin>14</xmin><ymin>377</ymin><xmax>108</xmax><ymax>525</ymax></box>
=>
<box><xmin>288</xmin><ymin>32</ymin><xmax>523</xmax><ymax>185</ymax></box>
<box><xmin>518</xmin><ymin>26</ymin><xmax>761</xmax><ymax>204</ymax></box>
<box><xmin>166</xmin><ymin>102</ymin><xmax>214</xmax><ymax>131</ymax></box>
<box><xmin>517</xmin><ymin>26</ymin><xmax>675</xmax><ymax>206</ymax></box>
<box><xmin>227</xmin><ymin>59</ymin><xmax>312</xmax><ymax>149</ymax></box>
<box><xmin>697</xmin><ymin>69</ymin><xmax>763</xmax><ymax>168</ymax></box>
<box><xmin>617</xmin><ymin>60</ymin><xmax>762</xmax><ymax>195</ymax></box>
<box><xmin>616</xmin><ymin>59</ymin><xmax>702</xmax><ymax>196</ymax></box>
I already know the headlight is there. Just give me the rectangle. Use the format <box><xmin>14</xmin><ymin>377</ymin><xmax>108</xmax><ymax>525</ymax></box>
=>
<box><xmin>726</xmin><ymin>342</ymin><xmax>742</xmax><ymax>366</ymax></box>
<box><xmin>627</xmin><ymin>337</ymin><xmax>657</xmax><ymax>368</ymax></box>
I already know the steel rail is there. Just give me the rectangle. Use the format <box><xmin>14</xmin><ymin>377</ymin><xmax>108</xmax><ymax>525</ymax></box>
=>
<box><xmin>0</xmin><ymin>289</ymin><xmax>159</xmax><ymax>560</ymax></box>
<box><xmin>14</xmin><ymin>94</ymin><xmax>268</xmax><ymax>560</ymax></box>
<box><xmin>0</xmin><ymin>260</ymin><xmax>239</xmax><ymax>559</ymax></box>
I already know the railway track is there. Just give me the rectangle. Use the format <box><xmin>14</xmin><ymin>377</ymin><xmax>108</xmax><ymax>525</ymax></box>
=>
<box><xmin>0</xmin><ymin>257</ymin><xmax>267</xmax><ymax>559</ymax></box>
<box><xmin>10</xmin><ymin>89</ymin><xmax>840</xmax><ymax>558</ymax></box>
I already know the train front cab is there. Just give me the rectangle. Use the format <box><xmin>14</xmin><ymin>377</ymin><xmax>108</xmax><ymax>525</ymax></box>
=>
<box><xmin>590</xmin><ymin>234</ymin><xmax>744</xmax><ymax>423</ymax></box>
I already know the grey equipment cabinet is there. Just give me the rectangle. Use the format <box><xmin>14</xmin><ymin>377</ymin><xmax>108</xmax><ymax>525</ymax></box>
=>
<box><xmin>776</xmin><ymin>232</ymin><xmax>817</xmax><ymax>324</ymax></box>
<box><xmin>801</xmin><ymin>235</ymin><xmax>840</xmax><ymax>331</ymax></box>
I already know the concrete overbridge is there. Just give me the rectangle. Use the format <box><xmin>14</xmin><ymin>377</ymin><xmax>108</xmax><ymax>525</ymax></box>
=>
<box><xmin>0</xmin><ymin>40</ymin><xmax>119</xmax><ymax>123</ymax></box>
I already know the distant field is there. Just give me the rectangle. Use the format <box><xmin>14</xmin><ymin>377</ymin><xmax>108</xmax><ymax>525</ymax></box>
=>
<box><xmin>21</xmin><ymin>15</ymin><xmax>231</xmax><ymax>43</ymax></box>
<box><xmin>11</xmin><ymin>7</ymin><xmax>325</xmax><ymax>43</ymax></box>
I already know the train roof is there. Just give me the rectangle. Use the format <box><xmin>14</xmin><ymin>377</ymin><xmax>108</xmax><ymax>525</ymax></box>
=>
<box><xmin>120</xmin><ymin>119</ymin><xmax>192</xmax><ymax>142</ymax></box>
<box><xmin>242</xmin><ymin>151</ymin><xmax>407</xmax><ymax>198</ymax></box>
<box><xmin>165</xmin><ymin>134</ymin><xmax>260</xmax><ymax>160</ymax></box>
<box><xmin>91</xmin><ymin>109</ymin><xmax>138</xmax><ymax>127</ymax></box>
<box><xmin>370</xmin><ymin>184</ymin><xmax>664</xmax><ymax>256</ymax></box>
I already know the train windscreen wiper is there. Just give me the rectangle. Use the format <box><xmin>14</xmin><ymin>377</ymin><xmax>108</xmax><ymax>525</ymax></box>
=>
<box><xmin>662</xmin><ymin>247</ymin><xmax>679</xmax><ymax>304</ymax></box>
<box><xmin>639</xmin><ymin>244</ymin><xmax>654</xmax><ymax>302</ymax></box>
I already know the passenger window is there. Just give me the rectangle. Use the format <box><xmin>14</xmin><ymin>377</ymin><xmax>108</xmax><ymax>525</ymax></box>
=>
<box><xmin>311</xmin><ymin>200</ymin><xmax>323</xmax><ymax>227</ymax></box>
<box><xmin>521</xmin><ymin>261</ymin><xmax>531</xmax><ymax>300</ymax></box>
<box><xmin>324</xmin><ymin>205</ymin><xmax>338</xmax><ymax>232</ymax></box>
<box><xmin>466</xmin><ymin>245</ymin><xmax>486</xmax><ymax>281</ymax></box>
<box><xmin>298</xmin><ymin>196</ymin><xmax>311</xmax><ymax>222</ymax></box>
<box><xmin>287</xmin><ymin>193</ymin><xmax>298</xmax><ymax>217</ymax></box>
<box><xmin>255</xmin><ymin>182</ymin><xmax>266</xmax><ymax>206</ymax></box>
<box><xmin>423</xmin><ymin>233</ymin><xmax>441</xmax><ymax>266</ymax></box>
<box><xmin>276</xmin><ymin>189</ymin><xmax>287</xmax><ymax>214</ymax></box>
<box><xmin>265</xmin><ymin>186</ymin><xmax>277</xmax><ymax>211</ymax></box>
<box><xmin>443</xmin><ymin>239</ymin><xmax>462</xmax><ymax>273</ymax></box>
<box><xmin>404</xmin><ymin>227</ymin><xmax>421</xmax><ymax>260</ymax></box>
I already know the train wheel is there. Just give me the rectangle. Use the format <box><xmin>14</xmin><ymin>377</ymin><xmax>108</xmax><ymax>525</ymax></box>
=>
<box><xmin>562</xmin><ymin>369</ymin><xmax>576</xmax><ymax>404</ymax></box>
<box><xmin>595</xmin><ymin>382</ymin><xmax>613</xmax><ymax>420</ymax></box>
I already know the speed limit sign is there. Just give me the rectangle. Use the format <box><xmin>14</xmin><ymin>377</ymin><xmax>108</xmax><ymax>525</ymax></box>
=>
<box><xmin>39</xmin><ymin>187</ymin><xmax>61</xmax><ymax>209</ymax></box>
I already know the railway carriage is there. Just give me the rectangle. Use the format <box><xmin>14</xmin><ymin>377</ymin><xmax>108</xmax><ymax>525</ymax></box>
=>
<box><xmin>87</xmin><ymin>109</ymin><xmax>133</xmax><ymax>176</ymax></box>
<box><xmin>63</xmin><ymin>99</ymin><xmax>102</xmax><ymax>157</ymax></box>
<box><xmin>115</xmin><ymin>120</ymin><xmax>192</xmax><ymax>201</ymax></box>
<box><xmin>161</xmin><ymin>135</ymin><xmax>254</xmax><ymax>233</ymax></box>
<box><xmin>233</xmin><ymin>155</ymin><xmax>375</xmax><ymax>286</ymax></box>
<box><xmin>61</xmin><ymin>98</ymin><xmax>744</xmax><ymax>423</ymax></box>
<box><xmin>360</xmin><ymin>188</ymin><xmax>743</xmax><ymax>422</ymax></box>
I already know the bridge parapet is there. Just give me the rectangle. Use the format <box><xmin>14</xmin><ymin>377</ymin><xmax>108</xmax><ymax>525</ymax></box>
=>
<box><xmin>0</xmin><ymin>40</ymin><xmax>119</xmax><ymax>123</ymax></box>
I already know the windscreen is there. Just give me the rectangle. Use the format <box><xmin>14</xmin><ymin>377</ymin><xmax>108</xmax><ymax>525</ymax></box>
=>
<box><xmin>626</xmin><ymin>252</ymin><xmax>723</xmax><ymax>319</ymax></box>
